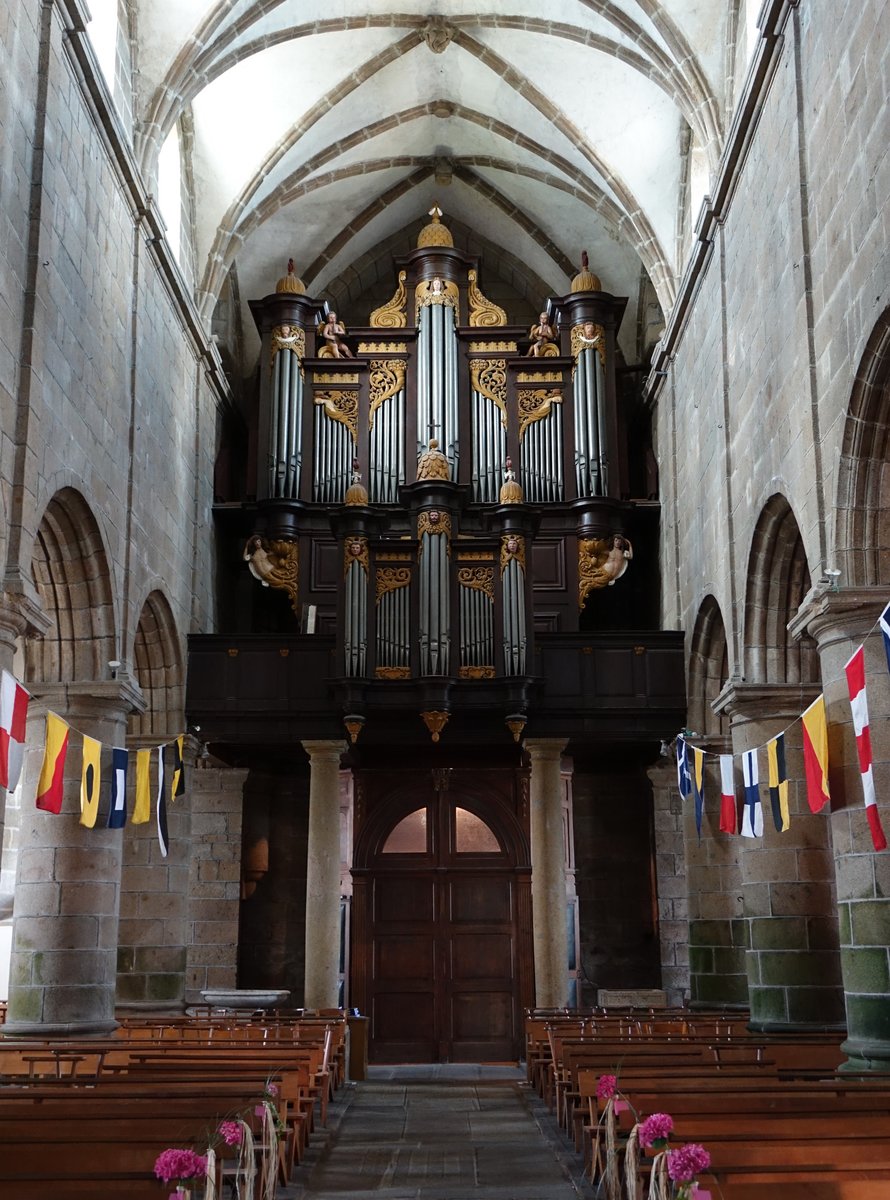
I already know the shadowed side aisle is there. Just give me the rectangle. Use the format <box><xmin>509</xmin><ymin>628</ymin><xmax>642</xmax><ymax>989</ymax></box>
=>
<box><xmin>282</xmin><ymin>1064</ymin><xmax>595</xmax><ymax>1200</ymax></box>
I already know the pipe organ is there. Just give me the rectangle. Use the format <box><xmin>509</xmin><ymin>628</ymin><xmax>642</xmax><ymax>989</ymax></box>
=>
<box><xmin>243</xmin><ymin>208</ymin><xmax>640</xmax><ymax>741</ymax></box>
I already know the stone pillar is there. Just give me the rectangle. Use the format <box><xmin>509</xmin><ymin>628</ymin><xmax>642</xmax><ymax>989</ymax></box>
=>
<box><xmin>6</xmin><ymin>681</ymin><xmax>142</xmax><ymax>1035</ymax></box>
<box><xmin>790</xmin><ymin>587</ymin><xmax>890</xmax><ymax>1067</ymax></box>
<box><xmin>303</xmin><ymin>740</ymin><xmax>346</xmax><ymax>1009</ymax></box>
<box><xmin>715</xmin><ymin>681</ymin><xmax>845</xmax><ymax>1030</ymax></box>
<box><xmin>648</xmin><ymin>762</ymin><xmax>690</xmax><ymax>1006</ymax></box>
<box><xmin>525</xmin><ymin>739</ymin><xmax>569</xmax><ymax>1008</ymax></box>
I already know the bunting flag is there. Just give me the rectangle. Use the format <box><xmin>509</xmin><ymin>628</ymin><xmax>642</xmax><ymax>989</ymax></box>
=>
<box><xmin>844</xmin><ymin>646</ymin><xmax>888</xmax><ymax>852</ymax></box>
<box><xmin>880</xmin><ymin>601</ymin><xmax>890</xmax><ymax>675</ymax></box>
<box><xmin>79</xmin><ymin>735</ymin><xmax>102</xmax><ymax>828</ymax></box>
<box><xmin>132</xmin><ymin>748</ymin><xmax>152</xmax><ymax>824</ymax></box>
<box><xmin>156</xmin><ymin>744</ymin><xmax>169</xmax><ymax>857</ymax></box>
<box><xmin>801</xmin><ymin>695</ymin><xmax>830</xmax><ymax>812</ymax></box>
<box><xmin>0</xmin><ymin>669</ymin><xmax>29</xmax><ymax>792</ymax></box>
<box><xmin>719</xmin><ymin>755</ymin><xmax>737</xmax><ymax>833</ymax></box>
<box><xmin>106</xmin><ymin>747</ymin><xmax>128</xmax><ymax>829</ymax></box>
<box><xmin>741</xmin><ymin>749</ymin><xmax>763</xmax><ymax>837</ymax></box>
<box><xmin>676</xmin><ymin>737</ymin><xmax>692</xmax><ymax>801</ymax></box>
<box><xmin>691</xmin><ymin>745</ymin><xmax>705</xmax><ymax>840</ymax></box>
<box><xmin>36</xmin><ymin>713</ymin><xmax>70</xmax><ymax>813</ymax></box>
<box><xmin>766</xmin><ymin>733</ymin><xmax>790</xmax><ymax>832</ymax></box>
<box><xmin>170</xmin><ymin>734</ymin><xmax>186</xmax><ymax>801</ymax></box>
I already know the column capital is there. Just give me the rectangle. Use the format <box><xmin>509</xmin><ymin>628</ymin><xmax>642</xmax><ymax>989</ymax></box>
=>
<box><xmin>0</xmin><ymin>584</ymin><xmax>52</xmax><ymax>647</ymax></box>
<box><xmin>302</xmin><ymin>739</ymin><xmax>347</xmax><ymax>764</ymax></box>
<box><xmin>787</xmin><ymin>585</ymin><xmax>887</xmax><ymax>650</ymax></box>
<box><xmin>713</xmin><ymin>679</ymin><xmax>821</xmax><ymax>724</ymax></box>
<box><xmin>28</xmin><ymin>678</ymin><xmax>146</xmax><ymax>721</ymax></box>
<box><xmin>523</xmin><ymin>738</ymin><xmax>568</xmax><ymax>762</ymax></box>
<box><xmin>646</xmin><ymin>760</ymin><xmax>678</xmax><ymax>789</ymax></box>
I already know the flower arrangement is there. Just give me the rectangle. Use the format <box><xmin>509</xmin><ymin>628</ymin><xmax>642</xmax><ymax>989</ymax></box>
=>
<box><xmin>217</xmin><ymin>1120</ymin><xmax>244</xmax><ymax>1147</ymax></box>
<box><xmin>623</xmin><ymin>1110</ymin><xmax>712</xmax><ymax>1200</ymax></box>
<box><xmin>153</xmin><ymin>1147</ymin><xmax>208</xmax><ymax>1198</ymax></box>
<box><xmin>638</xmin><ymin>1111</ymin><xmax>674</xmax><ymax>1149</ymax></box>
<box><xmin>666</xmin><ymin>1142</ymin><xmax>711</xmax><ymax>1199</ymax></box>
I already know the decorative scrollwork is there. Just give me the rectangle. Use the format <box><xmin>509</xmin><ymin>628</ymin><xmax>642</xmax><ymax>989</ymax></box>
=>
<box><xmin>368</xmin><ymin>359</ymin><xmax>406</xmax><ymax>430</ymax></box>
<box><xmin>467</xmin><ymin>269</ymin><xmax>507</xmax><ymax>326</ymax></box>
<box><xmin>458</xmin><ymin>566</ymin><xmax>495</xmax><ymax>600</ymax></box>
<box><xmin>459</xmin><ymin>665</ymin><xmax>496</xmax><ymax>680</ymax></box>
<box><xmin>415</xmin><ymin>276</ymin><xmax>459</xmax><ymax>320</ymax></box>
<box><xmin>344</xmin><ymin>537</ymin><xmax>369</xmax><ymax>577</ymax></box>
<box><xmin>243</xmin><ymin>535</ymin><xmax>300</xmax><ymax>614</ymax></box>
<box><xmin>314</xmin><ymin>390</ymin><xmax>358</xmax><ymax>444</ymax></box>
<box><xmin>376</xmin><ymin>566</ymin><xmax>411</xmax><ymax>602</ymax></box>
<box><xmin>271</xmin><ymin>324</ymin><xmax>305</xmax><ymax>367</ymax></box>
<box><xmin>500</xmin><ymin>534</ymin><xmax>526</xmax><ymax>576</ymax></box>
<box><xmin>421</xmin><ymin>710</ymin><xmax>450</xmax><ymax>743</ymax></box>
<box><xmin>578</xmin><ymin>535</ymin><xmax>633</xmax><ymax>607</ymax></box>
<box><xmin>471</xmin><ymin>340</ymin><xmax>517</xmax><ymax>352</ymax></box>
<box><xmin>517</xmin><ymin>388</ymin><xmax>562</xmax><ymax>439</ymax></box>
<box><xmin>375</xmin><ymin>665</ymin><xmax>411</xmax><ymax>680</ymax></box>
<box><xmin>470</xmin><ymin>358</ymin><xmax>507</xmax><ymax>428</ymax></box>
<box><xmin>370</xmin><ymin>271</ymin><xmax>408</xmax><ymax>328</ymax></box>
<box><xmin>359</xmin><ymin>341</ymin><xmax>408</xmax><ymax>354</ymax></box>
<box><xmin>571</xmin><ymin>321</ymin><xmax>606</xmax><ymax>365</ymax></box>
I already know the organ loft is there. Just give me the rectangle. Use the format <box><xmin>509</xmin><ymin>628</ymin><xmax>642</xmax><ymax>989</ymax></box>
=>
<box><xmin>189</xmin><ymin>207</ymin><xmax>684</xmax><ymax>1063</ymax></box>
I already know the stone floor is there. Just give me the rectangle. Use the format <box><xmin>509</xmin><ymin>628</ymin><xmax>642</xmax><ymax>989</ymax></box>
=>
<box><xmin>279</xmin><ymin>1064</ymin><xmax>594</xmax><ymax>1200</ymax></box>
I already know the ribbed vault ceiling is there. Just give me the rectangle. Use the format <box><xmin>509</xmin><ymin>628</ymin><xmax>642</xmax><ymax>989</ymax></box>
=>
<box><xmin>122</xmin><ymin>1</ymin><xmax>746</xmax><ymax>364</ymax></box>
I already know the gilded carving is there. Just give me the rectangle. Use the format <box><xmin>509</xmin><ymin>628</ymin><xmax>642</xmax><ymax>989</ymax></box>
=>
<box><xmin>417</xmin><ymin>509</ymin><xmax>452</xmax><ymax>542</ymax></box>
<box><xmin>458</xmin><ymin>566</ymin><xmax>495</xmax><ymax>600</ymax></box>
<box><xmin>416</xmin><ymin>440</ymin><xmax>450</xmax><ymax>481</ymax></box>
<box><xmin>312</xmin><ymin>371</ymin><xmax>360</xmax><ymax>384</ymax></box>
<box><xmin>270</xmin><ymin>324</ymin><xmax>305</xmax><ymax>367</ymax></box>
<box><xmin>517</xmin><ymin>388</ymin><xmax>562</xmax><ymax>439</ymax></box>
<box><xmin>500</xmin><ymin>533</ymin><xmax>526</xmax><ymax>576</ymax></box>
<box><xmin>469</xmin><ymin>359</ymin><xmax>507</xmax><ymax>428</ymax></box>
<box><xmin>571</xmin><ymin>321</ymin><xmax>606</xmax><ymax>365</ymax></box>
<box><xmin>415</xmin><ymin>276</ymin><xmax>459</xmax><ymax>320</ymax></box>
<box><xmin>375</xmin><ymin>666</ymin><xmax>410</xmax><ymax>680</ymax></box>
<box><xmin>516</xmin><ymin>370</ymin><xmax>562</xmax><ymax>383</ymax></box>
<box><xmin>369</xmin><ymin>271</ymin><xmax>408</xmax><ymax>328</ymax></box>
<box><xmin>421</xmin><ymin>710</ymin><xmax>450</xmax><ymax>743</ymax></box>
<box><xmin>376</xmin><ymin>552</ymin><xmax>413</xmax><ymax>562</ymax></box>
<box><xmin>243</xmin><ymin>535</ymin><xmax>300</xmax><ymax>614</ymax></box>
<box><xmin>376</xmin><ymin>566</ymin><xmax>411</xmax><ymax>601</ymax></box>
<box><xmin>470</xmin><ymin>341</ymin><xmax>517</xmax><ymax>352</ymax></box>
<box><xmin>467</xmin><ymin>269</ymin><xmax>507</xmax><ymax>327</ymax></box>
<box><xmin>459</xmin><ymin>665</ymin><xmax>496</xmax><ymax>680</ymax></box>
<box><xmin>578</xmin><ymin>535</ymin><xmax>634</xmax><ymax>607</ymax></box>
<box><xmin>368</xmin><ymin>359</ymin><xmax>406</xmax><ymax>429</ymax></box>
<box><xmin>359</xmin><ymin>342</ymin><xmax>408</xmax><ymax>354</ymax></box>
<box><xmin>455</xmin><ymin>551</ymin><xmax>493</xmax><ymax>561</ymax></box>
<box><xmin>314</xmin><ymin>390</ymin><xmax>358</xmax><ymax>444</ymax></box>
<box><xmin>344</xmin><ymin>537</ymin><xmax>369</xmax><ymax>577</ymax></box>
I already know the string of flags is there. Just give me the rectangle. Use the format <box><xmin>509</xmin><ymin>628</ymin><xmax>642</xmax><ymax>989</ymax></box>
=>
<box><xmin>0</xmin><ymin>670</ymin><xmax>187</xmax><ymax>858</ymax></box>
<box><xmin>676</xmin><ymin>601</ymin><xmax>890</xmax><ymax>853</ymax></box>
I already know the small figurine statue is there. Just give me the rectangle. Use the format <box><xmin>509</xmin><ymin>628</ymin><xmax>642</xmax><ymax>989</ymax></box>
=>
<box><xmin>318</xmin><ymin>311</ymin><xmax>354</xmax><ymax>359</ymax></box>
<box><xmin>527</xmin><ymin>310</ymin><xmax>558</xmax><ymax>357</ymax></box>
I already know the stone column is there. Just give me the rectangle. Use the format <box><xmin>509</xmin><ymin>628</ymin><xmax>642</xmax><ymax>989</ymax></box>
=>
<box><xmin>303</xmin><ymin>740</ymin><xmax>346</xmax><ymax>1009</ymax></box>
<box><xmin>6</xmin><ymin>680</ymin><xmax>142</xmax><ymax>1036</ymax></box>
<box><xmin>525</xmin><ymin>739</ymin><xmax>569</xmax><ymax>1008</ymax></box>
<box><xmin>790</xmin><ymin>587</ymin><xmax>890</xmax><ymax>1067</ymax></box>
<box><xmin>648</xmin><ymin>762</ymin><xmax>690</xmax><ymax>1006</ymax></box>
<box><xmin>715</xmin><ymin>681</ymin><xmax>845</xmax><ymax>1030</ymax></box>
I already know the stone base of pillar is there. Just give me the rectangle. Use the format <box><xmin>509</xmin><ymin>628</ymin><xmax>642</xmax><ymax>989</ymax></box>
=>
<box><xmin>3</xmin><ymin>1018</ymin><xmax>119</xmax><ymax>1038</ymax></box>
<box><xmin>840</xmin><ymin>1037</ymin><xmax>890</xmax><ymax>1072</ymax></box>
<box><xmin>688</xmin><ymin>1001</ymin><xmax>748</xmax><ymax>1012</ymax></box>
<box><xmin>749</xmin><ymin>1018</ymin><xmax>847</xmax><ymax>1034</ymax></box>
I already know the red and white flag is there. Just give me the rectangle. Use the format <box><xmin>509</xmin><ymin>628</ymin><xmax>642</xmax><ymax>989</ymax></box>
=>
<box><xmin>844</xmin><ymin>646</ymin><xmax>887</xmax><ymax>852</ymax></box>
<box><xmin>719</xmin><ymin>754</ymin><xmax>737</xmax><ymax>833</ymax></box>
<box><xmin>0</xmin><ymin>669</ymin><xmax>29</xmax><ymax>792</ymax></box>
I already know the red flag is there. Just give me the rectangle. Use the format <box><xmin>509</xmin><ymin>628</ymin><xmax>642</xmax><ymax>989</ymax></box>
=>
<box><xmin>801</xmin><ymin>695</ymin><xmax>830</xmax><ymax>813</ymax></box>
<box><xmin>36</xmin><ymin>713</ymin><xmax>69</xmax><ymax>813</ymax></box>
<box><xmin>719</xmin><ymin>754</ymin><xmax>736</xmax><ymax>833</ymax></box>
<box><xmin>844</xmin><ymin>646</ymin><xmax>887</xmax><ymax>852</ymax></box>
<box><xmin>0</xmin><ymin>669</ymin><xmax>29</xmax><ymax>791</ymax></box>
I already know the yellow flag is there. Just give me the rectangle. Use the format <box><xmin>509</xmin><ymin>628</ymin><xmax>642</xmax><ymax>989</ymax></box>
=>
<box><xmin>132</xmin><ymin>748</ymin><xmax>151</xmax><ymax>824</ymax></box>
<box><xmin>79</xmin><ymin>735</ymin><xmax>102</xmax><ymax>828</ymax></box>
<box><xmin>36</xmin><ymin>713</ymin><xmax>70</xmax><ymax>813</ymax></box>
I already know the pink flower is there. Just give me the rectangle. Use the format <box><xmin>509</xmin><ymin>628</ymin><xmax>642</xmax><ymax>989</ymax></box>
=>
<box><xmin>638</xmin><ymin>1112</ymin><xmax>674</xmax><ymax>1148</ymax></box>
<box><xmin>596</xmin><ymin>1074</ymin><xmax>617</xmax><ymax>1100</ymax></box>
<box><xmin>254</xmin><ymin>1104</ymin><xmax>265</xmax><ymax>1118</ymax></box>
<box><xmin>265</xmin><ymin>1083</ymin><xmax>279</xmax><ymax>1097</ymax></box>
<box><xmin>667</xmin><ymin>1143</ymin><xmax>711</xmax><ymax>1183</ymax></box>
<box><xmin>153</xmin><ymin>1148</ymin><xmax>208</xmax><ymax>1183</ymax></box>
<box><xmin>218</xmin><ymin>1120</ymin><xmax>243</xmax><ymax>1146</ymax></box>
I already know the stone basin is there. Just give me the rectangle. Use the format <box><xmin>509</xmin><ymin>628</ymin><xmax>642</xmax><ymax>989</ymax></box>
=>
<box><xmin>200</xmin><ymin>988</ymin><xmax>290</xmax><ymax>1010</ymax></box>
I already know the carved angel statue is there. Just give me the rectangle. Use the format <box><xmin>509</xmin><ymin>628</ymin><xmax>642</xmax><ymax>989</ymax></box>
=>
<box><xmin>318</xmin><ymin>311</ymin><xmax>354</xmax><ymax>359</ymax></box>
<box><xmin>243</xmin><ymin>535</ymin><xmax>299</xmax><ymax>604</ymax></box>
<box><xmin>527</xmin><ymin>311</ymin><xmax>558</xmax><ymax>357</ymax></box>
<box><xmin>584</xmin><ymin>535</ymin><xmax>633</xmax><ymax>589</ymax></box>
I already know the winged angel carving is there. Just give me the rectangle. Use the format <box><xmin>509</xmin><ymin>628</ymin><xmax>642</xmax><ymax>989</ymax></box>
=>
<box><xmin>244</xmin><ymin>535</ymin><xmax>300</xmax><ymax>613</ymax></box>
<box><xmin>578</xmin><ymin>535</ymin><xmax>633</xmax><ymax>607</ymax></box>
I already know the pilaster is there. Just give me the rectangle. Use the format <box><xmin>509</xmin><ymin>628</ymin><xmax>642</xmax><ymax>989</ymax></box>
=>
<box><xmin>525</xmin><ymin>738</ymin><xmax>569</xmax><ymax>1008</ymax></box>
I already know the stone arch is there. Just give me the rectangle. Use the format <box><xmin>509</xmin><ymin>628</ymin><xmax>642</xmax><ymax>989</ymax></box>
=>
<box><xmin>688</xmin><ymin>595</ymin><xmax>729</xmax><ymax>739</ymax></box>
<box><xmin>835</xmin><ymin>307</ymin><xmax>890</xmax><ymax>587</ymax></box>
<box><xmin>129</xmin><ymin>590</ymin><xmax>184</xmax><ymax>739</ymax></box>
<box><xmin>743</xmin><ymin>494</ymin><xmax>818</xmax><ymax>685</ymax></box>
<box><xmin>26</xmin><ymin>488</ymin><xmax>116</xmax><ymax>683</ymax></box>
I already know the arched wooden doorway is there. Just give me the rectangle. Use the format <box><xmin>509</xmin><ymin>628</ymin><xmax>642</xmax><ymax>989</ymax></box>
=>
<box><xmin>351</xmin><ymin>770</ymin><xmax>533</xmax><ymax>1063</ymax></box>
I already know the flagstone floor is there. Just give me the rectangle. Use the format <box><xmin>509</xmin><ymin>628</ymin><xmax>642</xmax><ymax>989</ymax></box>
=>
<box><xmin>278</xmin><ymin>1064</ymin><xmax>595</xmax><ymax>1200</ymax></box>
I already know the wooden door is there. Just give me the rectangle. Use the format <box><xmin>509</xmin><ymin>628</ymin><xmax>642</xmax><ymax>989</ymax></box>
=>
<box><xmin>353</xmin><ymin>787</ymin><xmax>530</xmax><ymax>1063</ymax></box>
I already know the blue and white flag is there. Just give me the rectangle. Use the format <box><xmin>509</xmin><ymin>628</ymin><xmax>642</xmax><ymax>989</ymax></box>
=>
<box><xmin>106</xmin><ymin>747</ymin><xmax>129</xmax><ymax>829</ymax></box>
<box><xmin>676</xmin><ymin>737</ymin><xmax>692</xmax><ymax>801</ymax></box>
<box><xmin>741</xmin><ymin>749</ymin><xmax>763</xmax><ymax>837</ymax></box>
<box><xmin>156</xmin><ymin>744</ymin><xmax>169</xmax><ymax>857</ymax></box>
<box><xmin>880</xmin><ymin>601</ymin><xmax>890</xmax><ymax>676</ymax></box>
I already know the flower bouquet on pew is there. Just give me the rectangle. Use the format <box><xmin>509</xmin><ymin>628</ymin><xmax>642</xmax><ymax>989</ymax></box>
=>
<box><xmin>623</xmin><ymin>1110</ymin><xmax>711</xmax><ymax>1200</ymax></box>
<box><xmin>591</xmin><ymin>1073</ymin><xmax>637</xmax><ymax>1200</ymax></box>
<box><xmin>153</xmin><ymin>1147</ymin><xmax>210</xmax><ymax>1200</ymax></box>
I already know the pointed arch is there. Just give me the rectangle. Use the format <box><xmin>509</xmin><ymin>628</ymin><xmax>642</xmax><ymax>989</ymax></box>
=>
<box><xmin>27</xmin><ymin>489</ymin><xmax>116</xmax><ymax>683</ymax></box>
<box><xmin>129</xmin><ymin>590</ymin><xmax>184</xmax><ymax>739</ymax></box>
<box><xmin>835</xmin><ymin>308</ymin><xmax>890</xmax><ymax>587</ymax></box>
<box><xmin>688</xmin><ymin>595</ymin><xmax>730</xmax><ymax>738</ymax></box>
<box><xmin>743</xmin><ymin>495</ymin><xmax>818</xmax><ymax>685</ymax></box>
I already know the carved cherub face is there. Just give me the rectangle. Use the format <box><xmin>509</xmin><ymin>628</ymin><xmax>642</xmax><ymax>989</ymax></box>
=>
<box><xmin>583</xmin><ymin>322</ymin><xmax>597</xmax><ymax>337</ymax></box>
<box><xmin>279</xmin><ymin>324</ymin><xmax>291</xmax><ymax>337</ymax></box>
<box><xmin>348</xmin><ymin>540</ymin><xmax>363</xmax><ymax>557</ymax></box>
<box><xmin>539</xmin><ymin>312</ymin><xmax>548</xmax><ymax>324</ymax></box>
